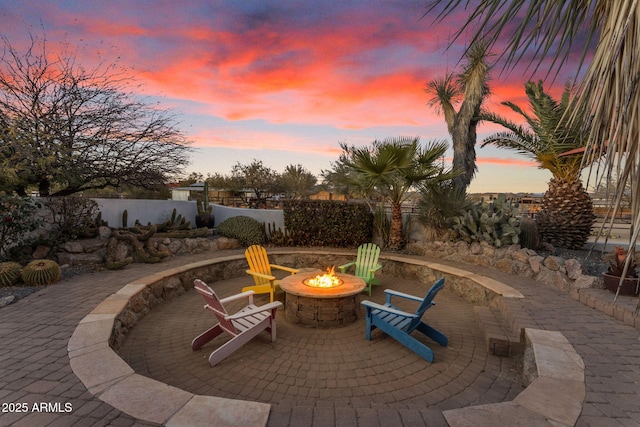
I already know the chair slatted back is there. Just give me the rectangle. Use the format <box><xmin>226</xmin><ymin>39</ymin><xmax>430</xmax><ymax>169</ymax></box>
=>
<box><xmin>193</xmin><ymin>279</ymin><xmax>237</xmax><ymax>336</ymax></box>
<box><xmin>354</xmin><ymin>243</ymin><xmax>380</xmax><ymax>278</ymax></box>
<box><xmin>405</xmin><ymin>278</ymin><xmax>445</xmax><ymax>333</ymax></box>
<box><xmin>245</xmin><ymin>245</ymin><xmax>273</xmax><ymax>286</ymax></box>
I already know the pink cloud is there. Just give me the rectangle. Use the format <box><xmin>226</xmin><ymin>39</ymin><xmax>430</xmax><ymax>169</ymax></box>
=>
<box><xmin>477</xmin><ymin>157</ymin><xmax>538</xmax><ymax>167</ymax></box>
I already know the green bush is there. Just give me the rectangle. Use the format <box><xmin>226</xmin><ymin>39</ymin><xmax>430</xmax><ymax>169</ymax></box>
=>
<box><xmin>451</xmin><ymin>194</ymin><xmax>521</xmax><ymax>248</ymax></box>
<box><xmin>217</xmin><ymin>216</ymin><xmax>266</xmax><ymax>247</ymax></box>
<box><xmin>0</xmin><ymin>194</ymin><xmax>41</xmax><ymax>261</ymax></box>
<box><xmin>283</xmin><ymin>200</ymin><xmax>373</xmax><ymax>247</ymax></box>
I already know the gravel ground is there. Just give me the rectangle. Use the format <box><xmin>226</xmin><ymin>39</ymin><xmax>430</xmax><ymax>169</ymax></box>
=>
<box><xmin>0</xmin><ymin>264</ymin><xmax>97</xmax><ymax>305</ymax></box>
<box><xmin>548</xmin><ymin>246</ymin><xmax>611</xmax><ymax>277</ymax></box>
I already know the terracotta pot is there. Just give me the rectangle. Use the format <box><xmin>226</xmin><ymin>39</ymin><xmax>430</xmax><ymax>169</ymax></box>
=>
<box><xmin>603</xmin><ymin>273</ymin><xmax>639</xmax><ymax>296</ymax></box>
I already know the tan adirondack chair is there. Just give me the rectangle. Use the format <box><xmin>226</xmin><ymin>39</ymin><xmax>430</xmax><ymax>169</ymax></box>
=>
<box><xmin>338</xmin><ymin>243</ymin><xmax>382</xmax><ymax>296</ymax></box>
<box><xmin>191</xmin><ymin>279</ymin><xmax>282</xmax><ymax>367</ymax></box>
<box><xmin>243</xmin><ymin>245</ymin><xmax>300</xmax><ymax>302</ymax></box>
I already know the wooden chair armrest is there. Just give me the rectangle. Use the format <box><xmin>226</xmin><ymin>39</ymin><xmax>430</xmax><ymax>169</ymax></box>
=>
<box><xmin>384</xmin><ymin>289</ymin><xmax>422</xmax><ymax>303</ymax></box>
<box><xmin>220</xmin><ymin>290</ymin><xmax>255</xmax><ymax>305</ymax></box>
<box><xmin>225</xmin><ymin>301</ymin><xmax>283</xmax><ymax>320</ymax></box>
<box><xmin>245</xmin><ymin>270</ymin><xmax>276</xmax><ymax>281</ymax></box>
<box><xmin>370</xmin><ymin>264</ymin><xmax>382</xmax><ymax>273</ymax></box>
<box><xmin>270</xmin><ymin>264</ymin><xmax>300</xmax><ymax>274</ymax></box>
<box><xmin>361</xmin><ymin>300</ymin><xmax>417</xmax><ymax>318</ymax></box>
<box><xmin>338</xmin><ymin>262</ymin><xmax>356</xmax><ymax>272</ymax></box>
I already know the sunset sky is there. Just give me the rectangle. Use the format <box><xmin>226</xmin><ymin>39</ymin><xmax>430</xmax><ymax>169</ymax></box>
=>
<box><xmin>1</xmin><ymin>1</ymin><xmax>591</xmax><ymax>194</ymax></box>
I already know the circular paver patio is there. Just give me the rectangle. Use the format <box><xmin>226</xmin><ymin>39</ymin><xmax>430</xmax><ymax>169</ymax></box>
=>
<box><xmin>117</xmin><ymin>274</ymin><xmax>524</xmax><ymax>426</ymax></box>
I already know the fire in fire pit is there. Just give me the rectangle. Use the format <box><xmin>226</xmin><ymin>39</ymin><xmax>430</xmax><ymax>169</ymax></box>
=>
<box><xmin>303</xmin><ymin>266</ymin><xmax>343</xmax><ymax>288</ymax></box>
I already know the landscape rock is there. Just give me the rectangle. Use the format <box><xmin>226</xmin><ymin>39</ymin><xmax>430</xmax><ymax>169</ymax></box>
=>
<box><xmin>0</xmin><ymin>296</ymin><xmax>15</xmax><ymax>308</ymax></box>
<box><xmin>98</xmin><ymin>226</ymin><xmax>112</xmax><ymax>239</ymax></box>
<box><xmin>59</xmin><ymin>241</ymin><xmax>84</xmax><ymax>253</ymax></box>
<box><xmin>529</xmin><ymin>256</ymin><xmax>545</xmax><ymax>274</ymax></box>
<box><xmin>565</xmin><ymin>259</ymin><xmax>583</xmax><ymax>280</ymax></box>
<box><xmin>32</xmin><ymin>245</ymin><xmax>51</xmax><ymax>259</ymax></box>
<box><xmin>573</xmin><ymin>274</ymin><xmax>602</xmax><ymax>289</ymax></box>
<box><xmin>543</xmin><ymin>256</ymin><xmax>565</xmax><ymax>272</ymax></box>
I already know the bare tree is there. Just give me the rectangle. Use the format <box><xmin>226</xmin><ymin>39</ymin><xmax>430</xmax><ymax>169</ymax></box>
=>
<box><xmin>228</xmin><ymin>159</ymin><xmax>278</xmax><ymax>208</ymax></box>
<box><xmin>0</xmin><ymin>34</ymin><xmax>191</xmax><ymax>196</ymax></box>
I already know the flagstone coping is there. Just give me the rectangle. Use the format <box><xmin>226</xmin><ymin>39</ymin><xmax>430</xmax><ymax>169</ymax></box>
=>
<box><xmin>68</xmin><ymin>250</ymin><xmax>546</xmax><ymax>426</ymax></box>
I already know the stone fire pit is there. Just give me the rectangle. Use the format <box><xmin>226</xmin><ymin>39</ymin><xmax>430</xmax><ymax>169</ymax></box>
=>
<box><xmin>279</xmin><ymin>271</ymin><xmax>366</xmax><ymax>328</ymax></box>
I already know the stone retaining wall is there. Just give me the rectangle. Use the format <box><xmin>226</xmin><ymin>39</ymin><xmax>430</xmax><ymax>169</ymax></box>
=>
<box><xmin>407</xmin><ymin>240</ymin><xmax>602</xmax><ymax>293</ymax></box>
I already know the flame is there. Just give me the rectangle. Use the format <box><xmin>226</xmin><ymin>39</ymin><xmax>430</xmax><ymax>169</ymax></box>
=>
<box><xmin>305</xmin><ymin>266</ymin><xmax>342</xmax><ymax>288</ymax></box>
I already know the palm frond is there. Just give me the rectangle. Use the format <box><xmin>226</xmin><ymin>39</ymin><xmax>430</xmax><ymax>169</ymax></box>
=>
<box><xmin>425</xmin><ymin>0</ymin><xmax>595</xmax><ymax>78</ymax></box>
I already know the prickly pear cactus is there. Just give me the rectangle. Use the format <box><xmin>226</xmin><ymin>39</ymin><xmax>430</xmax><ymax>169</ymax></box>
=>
<box><xmin>0</xmin><ymin>262</ymin><xmax>22</xmax><ymax>287</ymax></box>
<box><xmin>451</xmin><ymin>194</ymin><xmax>521</xmax><ymax>248</ymax></box>
<box><xmin>21</xmin><ymin>259</ymin><xmax>62</xmax><ymax>286</ymax></box>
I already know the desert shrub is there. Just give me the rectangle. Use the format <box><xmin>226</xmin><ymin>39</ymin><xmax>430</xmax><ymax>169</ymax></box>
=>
<box><xmin>0</xmin><ymin>194</ymin><xmax>41</xmax><ymax>261</ymax></box>
<box><xmin>42</xmin><ymin>196</ymin><xmax>100</xmax><ymax>244</ymax></box>
<box><xmin>283</xmin><ymin>200</ymin><xmax>372</xmax><ymax>247</ymax></box>
<box><xmin>217</xmin><ymin>216</ymin><xmax>266</xmax><ymax>247</ymax></box>
<box><xmin>418</xmin><ymin>182</ymin><xmax>473</xmax><ymax>237</ymax></box>
<box><xmin>451</xmin><ymin>194</ymin><xmax>521</xmax><ymax>247</ymax></box>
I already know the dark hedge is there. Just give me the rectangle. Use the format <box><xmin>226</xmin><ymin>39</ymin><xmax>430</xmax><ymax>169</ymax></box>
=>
<box><xmin>283</xmin><ymin>200</ymin><xmax>373</xmax><ymax>247</ymax></box>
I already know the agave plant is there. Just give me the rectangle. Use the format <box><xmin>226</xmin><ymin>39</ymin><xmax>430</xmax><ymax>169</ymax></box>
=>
<box><xmin>480</xmin><ymin>81</ymin><xmax>595</xmax><ymax>249</ymax></box>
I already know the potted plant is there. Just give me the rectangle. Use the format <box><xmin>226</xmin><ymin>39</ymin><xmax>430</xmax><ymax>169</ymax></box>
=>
<box><xmin>195</xmin><ymin>182</ymin><xmax>215</xmax><ymax>229</ymax></box>
<box><xmin>602</xmin><ymin>246</ymin><xmax>639</xmax><ymax>296</ymax></box>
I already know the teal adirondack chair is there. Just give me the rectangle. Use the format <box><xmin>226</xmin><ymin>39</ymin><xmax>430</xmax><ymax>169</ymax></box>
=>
<box><xmin>338</xmin><ymin>243</ymin><xmax>382</xmax><ymax>296</ymax></box>
<box><xmin>360</xmin><ymin>278</ymin><xmax>448</xmax><ymax>363</ymax></box>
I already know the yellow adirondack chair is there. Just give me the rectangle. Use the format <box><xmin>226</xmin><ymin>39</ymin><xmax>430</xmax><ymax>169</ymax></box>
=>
<box><xmin>338</xmin><ymin>243</ymin><xmax>382</xmax><ymax>296</ymax></box>
<box><xmin>243</xmin><ymin>245</ymin><xmax>300</xmax><ymax>302</ymax></box>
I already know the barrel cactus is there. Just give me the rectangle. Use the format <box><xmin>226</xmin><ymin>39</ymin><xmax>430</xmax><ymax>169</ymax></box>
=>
<box><xmin>21</xmin><ymin>259</ymin><xmax>62</xmax><ymax>286</ymax></box>
<box><xmin>0</xmin><ymin>262</ymin><xmax>22</xmax><ymax>287</ymax></box>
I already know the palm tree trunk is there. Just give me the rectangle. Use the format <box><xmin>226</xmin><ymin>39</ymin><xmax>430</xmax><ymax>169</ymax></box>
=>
<box><xmin>389</xmin><ymin>202</ymin><xmax>404</xmax><ymax>250</ymax></box>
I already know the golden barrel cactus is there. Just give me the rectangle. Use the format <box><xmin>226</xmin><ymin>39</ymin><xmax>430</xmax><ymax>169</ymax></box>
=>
<box><xmin>21</xmin><ymin>259</ymin><xmax>62</xmax><ymax>286</ymax></box>
<box><xmin>0</xmin><ymin>262</ymin><xmax>22</xmax><ymax>287</ymax></box>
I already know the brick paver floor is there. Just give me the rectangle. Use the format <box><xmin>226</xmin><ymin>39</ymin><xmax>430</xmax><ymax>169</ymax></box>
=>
<box><xmin>118</xmin><ymin>275</ymin><xmax>523</xmax><ymax>426</ymax></box>
<box><xmin>1</xmin><ymin>248</ymin><xmax>640</xmax><ymax>426</ymax></box>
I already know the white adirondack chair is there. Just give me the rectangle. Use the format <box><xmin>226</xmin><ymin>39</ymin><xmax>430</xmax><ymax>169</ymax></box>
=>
<box><xmin>191</xmin><ymin>279</ymin><xmax>282</xmax><ymax>367</ymax></box>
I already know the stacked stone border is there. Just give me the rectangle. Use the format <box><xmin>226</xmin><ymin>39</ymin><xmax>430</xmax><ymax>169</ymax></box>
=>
<box><xmin>68</xmin><ymin>249</ymin><xmax>585</xmax><ymax>426</ymax></box>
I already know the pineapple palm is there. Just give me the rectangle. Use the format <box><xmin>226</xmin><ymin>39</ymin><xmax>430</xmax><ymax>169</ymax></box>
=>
<box><xmin>481</xmin><ymin>81</ymin><xmax>595</xmax><ymax>249</ymax></box>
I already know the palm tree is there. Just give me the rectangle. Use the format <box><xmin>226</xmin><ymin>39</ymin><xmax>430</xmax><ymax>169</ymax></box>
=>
<box><xmin>481</xmin><ymin>81</ymin><xmax>595</xmax><ymax>249</ymax></box>
<box><xmin>279</xmin><ymin>164</ymin><xmax>317</xmax><ymax>199</ymax></box>
<box><xmin>425</xmin><ymin>0</ymin><xmax>640</xmax><ymax>251</ymax></box>
<box><xmin>341</xmin><ymin>137</ymin><xmax>454</xmax><ymax>250</ymax></box>
<box><xmin>426</xmin><ymin>40</ymin><xmax>491</xmax><ymax>190</ymax></box>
